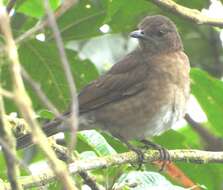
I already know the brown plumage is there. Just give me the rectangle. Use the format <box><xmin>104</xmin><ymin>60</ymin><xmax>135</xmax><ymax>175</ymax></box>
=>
<box><xmin>16</xmin><ymin>15</ymin><xmax>190</xmax><ymax>149</ymax></box>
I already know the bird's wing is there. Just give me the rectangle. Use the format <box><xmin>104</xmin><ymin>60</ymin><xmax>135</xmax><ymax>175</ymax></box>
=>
<box><xmin>79</xmin><ymin>51</ymin><xmax>148</xmax><ymax>113</ymax></box>
<box><xmin>16</xmin><ymin>52</ymin><xmax>148</xmax><ymax>149</ymax></box>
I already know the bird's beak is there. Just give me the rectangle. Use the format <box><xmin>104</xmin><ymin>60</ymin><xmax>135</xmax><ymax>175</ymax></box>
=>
<box><xmin>130</xmin><ymin>30</ymin><xmax>145</xmax><ymax>39</ymax></box>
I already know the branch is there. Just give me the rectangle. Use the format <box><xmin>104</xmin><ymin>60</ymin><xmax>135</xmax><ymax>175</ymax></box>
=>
<box><xmin>44</xmin><ymin>0</ymin><xmax>79</xmax><ymax>154</ymax></box>
<box><xmin>0</xmin><ymin>87</ymin><xmax>13</xmax><ymax>99</ymax></box>
<box><xmin>4</xmin><ymin>149</ymin><xmax>223</xmax><ymax>189</ymax></box>
<box><xmin>6</xmin><ymin>0</ymin><xmax>16</xmax><ymax>14</ymax></box>
<box><xmin>52</xmin><ymin>143</ymin><xmax>102</xmax><ymax>190</ymax></box>
<box><xmin>185</xmin><ymin>114</ymin><xmax>223</xmax><ymax>151</ymax></box>
<box><xmin>150</xmin><ymin>0</ymin><xmax>223</xmax><ymax>28</ymax></box>
<box><xmin>0</xmin><ymin>138</ymin><xmax>31</xmax><ymax>174</ymax></box>
<box><xmin>0</xmin><ymin>98</ymin><xmax>21</xmax><ymax>190</ymax></box>
<box><xmin>15</xmin><ymin>0</ymin><xmax>79</xmax><ymax>45</ymax></box>
<box><xmin>21</xmin><ymin>67</ymin><xmax>60</xmax><ymax>116</ymax></box>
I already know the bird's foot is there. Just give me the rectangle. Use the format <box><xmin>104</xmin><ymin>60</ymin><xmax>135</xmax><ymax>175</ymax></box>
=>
<box><xmin>130</xmin><ymin>146</ymin><xmax>145</xmax><ymax>170</ymax></box>
<box><xmin>113</xmin><ymin>134</ymin><xmax>145</xmax><ymax>169</ymax></box>
<box><xmin>121</xmin><ymin>140</ymin><xmax>145</xmax><ymax>170</ymax></box>
<box><xmin>140</xmin><ymin>139</ymin><xmax>171</xmax><ymax>171</ymax></box>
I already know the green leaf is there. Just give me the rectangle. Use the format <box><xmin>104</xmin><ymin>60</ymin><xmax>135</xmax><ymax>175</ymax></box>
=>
<box><xmin>17</xmin><ymin>0</ymin><xmax>61</xmax><ymax>18</ymax></box>
<box><xmin>113</xmin><ymin>171</ymin><xmax>187</xmax><ymax>190</ymax></box>
<box><xmin>153</xmin><ymin>130</ymin><xmax>186</xmax><ymax>149</ymax></box>
<box><xmin>55</xmin><ymin>0</ymin><xmax>107</xmax><ymax>41</ymax></box>
<box><xmin>175</xmin><ymin>0</ymin><xmax>209</xmax><ymax>9</ymax></box>
<box><xmin>0</xmin><ymin>153</ymin><xmax>7</xmax><ymax>180</ymax></box>
<box><xmin>78</xmin><ymin>130</ymin><xmax>116</xmax><ymax>156</ymax></box>
<box><xmin>190</xmin><ymin>68</ymin><xmax>223</xmax><ymax>135</ymax></box>
<box><xmin>106</xmin><ymin>0</ymin><xmax>157</xmax><ymax>33</ymax></box>
<box><xmin>11</xmin><ymin>13</ymin><xmax>38</xmax><ymax>38</ymax></box>
<box><xmin>101</xmin><ymin>131</ymin><xmax>128</xmax><ymax>153</ymax></box>
<box><xmin>178</xmin><ymin>163</ymin><xmax>223</xmax><ymax>190</ymax></box>
<box><xmin>178</xmin><ymin>125</ymin><xmax>203</xmax><ymax>149</ymax></box>
<box><xmin>37</xmin><ymin>109</ymin><xmax>54</xmax><ymax>120</ymax></box>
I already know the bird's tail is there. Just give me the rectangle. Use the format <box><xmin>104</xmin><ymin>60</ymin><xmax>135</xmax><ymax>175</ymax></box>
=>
<box><xmin>16</xmin><ymin>113</ymin><xmax>94</xmax><ymax>149</ymax></box>
<box><xmin>16</xmin><ymin>118</ymin><xmax>65</xmax><ymax>149</ymax></box>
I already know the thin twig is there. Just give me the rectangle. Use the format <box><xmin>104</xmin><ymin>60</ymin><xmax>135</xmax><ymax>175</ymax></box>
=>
<box><xmin>0</xmin><ymin>64</ymin><xmax>21</xmax><ymax>189</ymax></box>
<box><xmin>0</xmin><ymin>87</ymin><xmax>13</xmax><ymax>98</ymax></box>
<box><xmin>21</xmin><ymin>67</ymin><xmax>60</xmax><ymax>116</ymax></box>
<box><xmin>0</xmin><ymin>138</ymin><xmax>31</xmax><ymax>174</ymax></box>
<box><xmin>15</xmin><ymin>0</ymin><xmax>79</xmax><ymax>45</ymax></box>
<box><xmin>52</xmin><ymin>143</ymin><xmax>101</xmax><ymax>190</ymax></box>
<box><xmin>185</xmin><ymin>114</ymin><xmax>223</xmax><ymax>151</ymax></box>
<box><xmin>78</xmin><ymin>172</ymin><xmax>101</xmax><ymax>190</ymax></box>
<box><xmin>4</xmin><ymin>149</ymin><xmax>223</xmax><ymax>189</ymax></box>
<box><xmin>15</xmin><ymin>20</ymin><xmax>45</xmax><ymax>44</ymax></box>
<box><xmin>54</xmin><ymin>0</ymin><xmax>78</xmax><ymax>18</ymax></box>
<box><xmin>0</xmin><ymin>100</ymin><xmax>21</xmax><ymax>190</ymax></box>
<box><xmin>44</xmin><ymin>0</ymin><xmax>79</xmax><ymax>154</ymax></box>
<box><xmin>0</xmin><ymin>5</ymin><xmax>77</xmax><ymax>190</ymax></box>
<box><xmin>6</xmin><ymin>0</ymin><xmax>16</xmax><ymax>13</ymax></box>
<box><xmin>150</xmin><ymin>0</ymin><xmax>223</xmax><ymax>28</ymax></box>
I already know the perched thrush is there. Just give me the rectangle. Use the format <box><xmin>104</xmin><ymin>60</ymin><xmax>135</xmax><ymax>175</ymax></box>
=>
<box><xmin>17</xmin><ymin>15</ymin><xmax>190</xmax><ymax>149</ymax></box>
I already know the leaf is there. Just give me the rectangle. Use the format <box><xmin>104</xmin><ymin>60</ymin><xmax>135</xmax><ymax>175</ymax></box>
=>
<box><xmin>37</xmin><ymin>109</ymin><xmax>54</xmax><ymax>120</ymax></box>
<box><xmin>106</xmin><ymin>0</ymin><xmax>157</xmax><ymax>33</ymax></box>
<box><xmin>178</xmin><ymin>163</ymin><xmax>223</xmax><ymax>190</ymax></box>
<box><xmin>178</xmin><ymin>125</ymin><xmax>203</xmax><ymax>149</ymax></box>
<box><xmin>0</xmin><ymin>153</ymin><xmax>7</xmax><ymax>180</ymax></box>
<box><xmin>101</xmin><ymin>131</ymin><xmax>128</xmax><ymax>153</ymax></box>
<box><xmin>153</xmin><ymin>130</ymin><xmax>186</xmax><ymax>149</ymax></box>
<box><xmin>11</xmin><ymin>13</ymin><xmax>38</xmax><ymax>38</ymax></box>
<box><xmin>113</xmin><ymin>171</ymin><xmax>187</xmax><ymax>190</ymax></box>
<box><xmin>175</xmin><ymin>0</ymin><xmax>209</xmax><ymax>9</ymax></box>
<box><xmin>16</xmin><ymin>0</ymin><xmax>61</xmax><ymax>18</ymax></box>
<box><xmin>55</xmin><ymin>0</ymin><xmax>107</xmax><ymax>41</ymax></box>
<box><xmin>190</xmin><ymin>68</ymin><xmax>223</xmax><ymax>135</ymax></box>
<box><xmin>78</xmin><ymin>130</ymin><xmax>116</xmax><ymax>156</ymax></box>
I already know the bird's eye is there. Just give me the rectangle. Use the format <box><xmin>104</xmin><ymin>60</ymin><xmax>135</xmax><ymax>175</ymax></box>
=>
<box><xmin>157</xmin><ymin>30</ymin><xmax>165</xmax><ymax>37</ymax></box>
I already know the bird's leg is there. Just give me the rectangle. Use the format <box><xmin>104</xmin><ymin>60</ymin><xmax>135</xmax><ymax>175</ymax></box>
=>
<box><xmin>113</xmin><ymin>134</ymin><xmax>145</xmax><ymax>169</ymax></box>
<box><xmin>124</xmin><ymin>140</ymin><xmax>145</xmax><ymax>169</ymax></box>
<box><xmin>140</xmin><ymin>139</ymin><xmax>171</xmax><ymax>171</ymax></box>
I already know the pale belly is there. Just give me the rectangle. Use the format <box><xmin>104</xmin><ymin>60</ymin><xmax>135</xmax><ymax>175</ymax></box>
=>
<box><xmin>101</xmin><ymin>104</ymin><xmax>179</xmax><ymax>140</ymax></box>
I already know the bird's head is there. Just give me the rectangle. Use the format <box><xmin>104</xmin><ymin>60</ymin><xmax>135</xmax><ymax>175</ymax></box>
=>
<box><xmin>130</xmin><ymin>15</ymin><xmax>183</xmax><ymax>54</ymax></box>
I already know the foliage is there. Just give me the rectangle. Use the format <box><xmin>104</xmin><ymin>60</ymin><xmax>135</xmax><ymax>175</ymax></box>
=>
<box><xmin>0</xmin><ymin>0</ymin><xmax>223</xmax><ymax>189</ymax></box>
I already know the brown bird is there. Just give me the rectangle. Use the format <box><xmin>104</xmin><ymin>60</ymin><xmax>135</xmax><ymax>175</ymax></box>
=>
<box><xmin>16</xmin><ymin>15</ymin><xmax>190</xmax><ymax>149</ymax></box>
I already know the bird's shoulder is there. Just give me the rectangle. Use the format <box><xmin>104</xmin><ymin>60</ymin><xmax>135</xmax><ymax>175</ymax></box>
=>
<box><xmin>79</xmin><ymin>50</ymin><xmax>149</xmax><ymax>113</ymax></box>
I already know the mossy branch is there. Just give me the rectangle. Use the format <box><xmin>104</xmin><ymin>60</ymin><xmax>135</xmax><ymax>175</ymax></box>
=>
<box><xmin>1</xmin><ymin>149</ymin><xmax>223</xmax><ymax>189</ymax></box>
<box><xmin>150</xmin><ymin>0</ymin><xmax>223</xmax><ymax>28</ymax></box>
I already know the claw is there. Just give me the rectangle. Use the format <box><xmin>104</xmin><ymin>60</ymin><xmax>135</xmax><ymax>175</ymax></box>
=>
<box><xmin>113</xmin><ymin>134</ymin><xmax>145</xmax><ymax>169</ymax></box>
<box><xmin>124</xmin><ymin>141</ymin><xmax>145</xmax><ymax>170</ymax></box>
<box><xmin>140</xmin><ymin>139</ymin><xmax>171</xmax><ymax>171</ymax></box>
<box><xmin>130</xmin><ymin>147</ymin><xmax>145</xmax><ymax>170</ymax></box>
